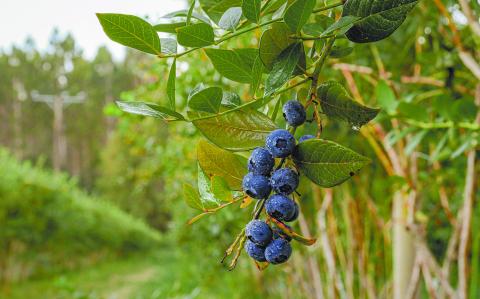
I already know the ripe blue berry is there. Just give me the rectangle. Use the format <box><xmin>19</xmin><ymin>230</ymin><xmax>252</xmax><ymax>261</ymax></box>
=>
<box><xmin>246</xmin><ymin>220</ymin><xmax>273</xmax><ymax>247</ymax></box>
<box><xmin>265</xmin><ymin>238</ymin><xmax>292</xmax><ymax>264</ymax></box>
<box><xmin>299</xmin><ymin>135</ymin><xmax>315</xmax><ymax>142</ymax></box>
<box><xmin>245</xmin><ymin>240</ymin><xmax>267</xmax><ymax>262</ymax></box>
<box><xmin>242</xmin><ymin>172</ymin><xmax>271</xmax><ymax>199</ymax></box>
<box><xmin>273</xmin><ymin>226</ymin><xmax>292</xmax><ymax>242</ymax></box>
<box><xmin>283</xmin><ymin>100</ymin><xmax>306</xmax><ymax>127</ymax></box>
<box><xmin>266</xmin><ymin>194</ymin><xmax>296</xmax><ymax>221</ymax></box>
<box><xmin>270</xmin><ymin>168</ymin><xmax>299</xmax><ymax>195</ymax></box>
<box><xmin>248</xmin><ymin>147</ymin><xmax>274</xmax><ymax>175</ymax></box>
<box><xmin>266</xmin><ymin>129</ymin><xmax>296</xmax><ymax>158</ymax></box>
<box><xmin>284</xmin><ymin>201</ymin><xmax>299</xmax><ymax>222</ymax></box>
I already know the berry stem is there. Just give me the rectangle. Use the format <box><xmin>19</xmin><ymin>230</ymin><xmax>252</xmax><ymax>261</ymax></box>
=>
<box><xmin>189</xmin><ymin>78</ymin><xmax>310</xmax><ymax>122</ymax></box>
<box><xmin>221</xmin><ymin>228</ymin><xmax>245</xmax><ymax>264</ymax></box>
<box><xmin>159</xmin><ymin>2</ymin><xmax>344</xmax><ymax>59</ymax></box>
<box><xmin>253</xmin><ymin>198</ymin><xmax>266</xmax><ymax>220</ymax></box>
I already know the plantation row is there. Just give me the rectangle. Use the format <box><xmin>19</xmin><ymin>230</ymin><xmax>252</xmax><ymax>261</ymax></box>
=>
<box><xmin>0</xmin><ymin>149</ymin><xmax>161</xmax><ymax>282</ymax></box>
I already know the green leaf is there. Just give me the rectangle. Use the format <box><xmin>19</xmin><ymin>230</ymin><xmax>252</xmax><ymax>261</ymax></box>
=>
<box><xmin>398</xmin><ymin>102</ymin><xmax>428</xmax><ymax>122</ymax></box>
<box><xmin>97</xmin><ymin>13</ymin><xmax>161</xmax><ymax>55</ymax></box>
<box><xmin>187</xmin><ymin>0</ymin><xmax>196</xmax><ymax>25</ymax></box>
<box><xmin>197</xmin><ymin>140</ymin><xmax>247</xmax><ymax>190</ymax></box>
<box><xmin>259</xmin><ymin>22</ymin><xmax>296</xmax><ymax>70</ymax></box>
<box><xmin>167</xmin><ymin>60</ymin><xmax>176</xmax><ymax>110</ymax></box>
<box><xmin>199</xmin><ymin>0</ymin><xmax>243</xmax><ymax>24</ymax></box>
<box><xmin>221</xmin><ymin>91</ymin><xmax>241</xmax><ymax>107</ymax></box>
<box><xmin>242</xmin><ymin>0</ymin><xmax>261</xmax><ymax>23</ymax></box>
<box><xmin>192</xmin><ymin>109</ymin><xmax>277</xmax><ymax>151</ymax></box>
<box><xmin>405</xmin><ymin>130</ymin><xmax>427</xmax><ymax>155</ymax></box>
<box><xmin>160</xmin><ymin>38</ymin><xmax>177</xmax><ymax>54</ymax></box>
<box><xmin>219</xmin><ymin>7</ymin><xmax>243</xmax><ymax>31</ymax></box>
<box><xmin>284</xmin><ymin>0</ymin><xmax>316</xmax><ymax>33</ymax></box>
<box><xmin>330</xmin><ymin>46</ymin><xmax>353</xmax><ymax>58</ymax></box>
<box><xmin>153</xmin><ymin>22</ymin><xmax>186</xmax><ymax>33</ymax></box>
<box><xmin>317</xmin><ymin>80</ymin><xmax>380</xmax><ymax>128</ymax></box>
<box><xmin>321</xmin><ymin>15</ymin><xmax>360</xmax><ymax>37</ymax></box>
<box><xmin>251</xmin><ymin>54</ymin><xmax>264</xmax><ymax>94</ymax></box>
<box><xmin>265</xmin><ymin>43</ymin><xmax>303</xmax><ymax>96</ymax></box>
<box><xmin>293</xmin><ymin>139</ymin><xmax>371</xmax><ymax>187</ymax></box>
<box><xmin>183</xmin><ymin>183</ymin><xmax>204</xmax><ymax>210</ymax></box>
<box><xmin>189</xmin><ymin>86</ymin><xmax>223</xmax><ymax>113</ymax></box>
<box><xmin>211</xmin><ymin>176</ymin><xmax>233</xmax><ymax>202</ymax></box>
<box><xmin>116</xmin><ymin>101</ymin><xmax>185</xmax><ymax>120</ymax></box>
<box><xmin>342</xmin><ymin>0</ymin><xmax>418</xmax><ymax>43</ymax></box>
<box><xmin>197</xmin><ymin>164</ymin><xmax>221</xmax><ymax>208</ymax></box>
<box><xmin>177</xmin><ymin>23</ymin><xmax>215</xmax><ymax>47</ymax></box>
<box><xmin>205</xmin><ymin>49</ymin><xmax>253</xmax><ymax>83</ymax></box>
<box><xmin>163</xmin><ymin>10</ymin><xmax>211</xmax><ymax>24</ymax></box>
<box><xmin>375</xmin><ymin>80</ymin><xmax>397</xmax><ymax>113</ymax></box>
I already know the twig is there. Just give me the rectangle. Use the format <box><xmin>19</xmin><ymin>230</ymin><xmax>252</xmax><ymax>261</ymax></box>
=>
<box><xmin>405</xmin><ymin>255</ymin><xmax>422</xmax><ymax>299</ymax></box>
<box><xmin>457</xmin><ymin>85</ymin><xmax>480</xmax><ymax>299</ymax></box>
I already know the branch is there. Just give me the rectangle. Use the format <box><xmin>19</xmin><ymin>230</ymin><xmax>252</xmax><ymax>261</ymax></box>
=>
<box><xmin>163</xmin><ymin>2</ymin><xmax>344</xmax><ymax>59</ymax></box>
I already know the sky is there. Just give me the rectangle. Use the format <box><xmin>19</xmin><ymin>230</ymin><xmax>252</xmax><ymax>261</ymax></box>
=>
<box><xmin>0</xmin><ymin>0</ymin><xmax>186</xmax><ymax>60</ymax></box>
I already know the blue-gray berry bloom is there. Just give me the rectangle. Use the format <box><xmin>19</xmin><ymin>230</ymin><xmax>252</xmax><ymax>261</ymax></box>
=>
<box><xmin>242</xmin><ymin>172</ymin><xmax>271</xmax><ymax>199</ymax></box>
<box><xmin>245</xmin><ymin>240</ymin><xmax>267</xmax><ymax>262</ymax></box>
<box><xmin>283</xmin><ymin>100</ymin><xmax>306</xmax><ymax>127</ymax></box>
<box><xmin>299</xmin><ymin>135</ymin><xmax>315</xmax><ymax>142</ymax></box>
<box><xmin>270</xmin><ymin>168</ymin><xmax>299</xmax><ymax>195</ymax></box>
<box><xmin>248</xmin><ymin>147</ymin><xmax>274</xmax><ymax>175</ymax></box>
<box><xmin>266</xmin><ymin>194</ymin><xmax>296</xmax><ymax>221</ymax></box>
<box><xmin>246</xmin><ymin>220</ymin><xmax>273</xmax><ymax>247</ymax></box>
<box><xmin>265</xmin><ymin>238</ymin><xmax>292</xmax><ymax>264</ymax></box>
<box><xmin>266</xmin><ymin>129</ymin><xmax>296</xmax><ymax>158</ymax></box>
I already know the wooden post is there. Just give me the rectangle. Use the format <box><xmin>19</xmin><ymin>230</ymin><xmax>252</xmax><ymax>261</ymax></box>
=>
<box><xmin>31</xmin><ymin>91</ymin><xmax>85</xmax><ymax>171</ymax></box>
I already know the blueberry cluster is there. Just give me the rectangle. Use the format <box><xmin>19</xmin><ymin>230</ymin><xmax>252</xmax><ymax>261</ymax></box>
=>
<box><xmin>242</xmin><ymin>100</ymin><xmax>312</xmax><ymax>265</ymax></box>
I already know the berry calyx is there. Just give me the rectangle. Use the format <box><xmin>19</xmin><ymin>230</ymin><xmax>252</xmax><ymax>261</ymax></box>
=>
<box><xmin>270</xmin><ymin>168</ymin><xmax>299</xmax><ymax>195</ymax></box>
<box><xmin>265</xmin><ymin>238</ymin><xmax>292</xmax><ymax>264</ymax></box>
<box><xmin>245</xmin><ymin>220</ymin><xmax>273</xmax><ymax>247</ymax></box>
<box><xmin>283</xmin><ymin>100</ymin><xmax>306</xmax><ymax>127</ymax></box>
<box><xmin>248</xmin><ymin>147</ymin><xmax>274</xmax><ymax>175</ymax></box>
<box><xmin>266</xmin><ymin>129</ymin><xmax>296</xmax><ymax>158</ymax></box>
<box><xmin>266</xmin><ymin>194</ymin><xmax>296</xmax><ymax>221</ymax></box>
<box><xmin>242</xmin><ymin>172</ymin><xmax>272</xmax><ymax>199</ymax></box>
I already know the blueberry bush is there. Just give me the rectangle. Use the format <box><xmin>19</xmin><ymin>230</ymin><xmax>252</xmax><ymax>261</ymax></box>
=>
<box><xmin>97</xmin><ymin>0</ymin><xmax>418</xmax><ymax>270</ymax></box>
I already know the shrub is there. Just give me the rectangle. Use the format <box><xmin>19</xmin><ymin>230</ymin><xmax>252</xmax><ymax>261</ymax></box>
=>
<box><xmin>0</xmin><ymin>149</ymin><xmax>161</xmax><ymax>282</ymax></box>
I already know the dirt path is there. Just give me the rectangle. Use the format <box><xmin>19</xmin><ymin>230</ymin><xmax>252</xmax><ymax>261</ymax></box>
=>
<box><xmin>102</xmin><ymin>267</ymin><xmax>157</xmax><ymax>299</ymax></box>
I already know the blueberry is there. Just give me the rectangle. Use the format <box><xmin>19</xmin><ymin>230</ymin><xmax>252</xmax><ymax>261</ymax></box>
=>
<box><xmin>270</xmin><ymin>168</ymin><xmax>299</xmax><ymax>195</ymax></box>
<box><xmin>248</xmin><ymin>147</ymin><xmax>274</xmax><ymax>175</ymax></box>
<box><xmin>266</xmin><ymin>129</ymin><xmax>296</xmax><ymax>158</ymax></box>
<box><xmin>283</xmin><ymin>100</ymin><xmax>306</xmax><ymax>127</ymax></box>
<box><xmin>245</xmin><ymin>220</ymin><xmax>273</xmax><ymax>247</ymax></box>
<box><xmin>272</xmin><ymin>226</ymin><xmax>292</xmax><ymax>242</ymax></box>
<box><xmin>284</xmin><ymin>201</ymin><xmax>299</xmax><ymax>222</ymax></box>
<box><xmin>242</xmin><ymin>172</ymin><xmax>271</xmax><ymax>199</ymax></box>
<box><xmin>266</xmin><ymin>194</ymin><xmax>296</xmax><ymax>221</ymax></box>
<box><xmin>245</xmin><ymin>240</ymin><xmax>267</xmax><ymax>262</ymax></box>
<box><xmin>299</xmin><ymin>135</ymin><xmax>315</xmax><ymax>142</ymax></box>
<box><xmin>265</xmin><ymin>238</ymin><xmax>292</xmax><ymax>264</ymax></box>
